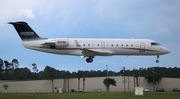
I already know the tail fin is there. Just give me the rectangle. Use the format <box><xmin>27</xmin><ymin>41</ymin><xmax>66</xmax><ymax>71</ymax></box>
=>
<box><xmin>9</xmin><ymin>21</ymin><xmax>41</xmax><ymax>41</ymax></box>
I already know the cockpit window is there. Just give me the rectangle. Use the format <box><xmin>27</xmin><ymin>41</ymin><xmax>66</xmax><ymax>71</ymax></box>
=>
<box><xmin>151</xmin><ymin>42</ymin><xmax>161</xmax><ymax>46</ymax></box>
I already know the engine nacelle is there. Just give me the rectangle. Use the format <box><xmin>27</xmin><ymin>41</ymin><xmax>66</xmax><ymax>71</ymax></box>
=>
<box><xmin>55</xmin><ymin>38</ymin><xmax>69</xmax><ymax>47</ymax></box>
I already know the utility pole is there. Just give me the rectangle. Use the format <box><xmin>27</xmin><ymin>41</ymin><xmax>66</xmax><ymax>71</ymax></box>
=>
<box><xmin>106</xmin><ymin>65</ymin><xmax>108</xmax><ymax>78</ymax></box>
<box><xmin>152</xmin><ymin>68</ymin><xmax>155</xmax><ymax>92</ymax></box>
<box><xmin>133</xmin><ymin>67</ymin><xmax>135</xmax><ymax>89</ymax></box>
<box><xmin>120</xmin><ymin>67</ymin><xmax>126</xmax><ymax>93</ymax></box>
<box><xmin>139</xmin><ymin>68</ymin><xmax>142</xmax><ymax>87</ymax></box>
<box><xmin>123</xmin><ymin>67</ymin><xmax>126</xmax><ymax>93</ymax></box>
<box><xmin>128</xmin><ymin>70</ymin><xmax>129</xmax><ymax>93</ymax></box>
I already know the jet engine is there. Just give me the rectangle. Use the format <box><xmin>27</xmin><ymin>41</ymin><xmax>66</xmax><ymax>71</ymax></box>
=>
<box><xmin>55</xmin><ymin>38</ymin><xmax>69</xmax><ymax>47</ymax></box>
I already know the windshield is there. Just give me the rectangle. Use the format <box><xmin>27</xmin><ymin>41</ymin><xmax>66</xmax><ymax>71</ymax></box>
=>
<box><xmin>151</xmin><ymin>42</ymin><xmax>161</xmax><ymax>46</ymax></box>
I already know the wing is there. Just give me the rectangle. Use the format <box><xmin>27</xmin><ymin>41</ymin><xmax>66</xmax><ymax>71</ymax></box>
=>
<box><xmin>74</xmin><ymin>40</ymin><xmax>112</xmax><ymax>57</ymax></box>
<box><xmin>81</xmin><ymin>48</ymin><xmax>112</xmax><ymax>57</ymax></box>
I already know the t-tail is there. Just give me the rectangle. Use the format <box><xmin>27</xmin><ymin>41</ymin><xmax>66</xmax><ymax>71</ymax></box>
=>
<box><xmin>9</xmin><ymin>22</ymin><xmax>42</xmax><ymax>41</ymax></box>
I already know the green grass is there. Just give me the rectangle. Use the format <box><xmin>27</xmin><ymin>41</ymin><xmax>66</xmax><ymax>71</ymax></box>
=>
<box><xmin>0</xmin><ymin>92</ymin><xmax>180</xmax><ymax>99</ymax></box>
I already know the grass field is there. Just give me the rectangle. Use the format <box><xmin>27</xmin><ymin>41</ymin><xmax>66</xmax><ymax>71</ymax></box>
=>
<box><xmin>0</xmin><ymin>92</ymin><xmax>180</xmax><ymax>99</ymax></box>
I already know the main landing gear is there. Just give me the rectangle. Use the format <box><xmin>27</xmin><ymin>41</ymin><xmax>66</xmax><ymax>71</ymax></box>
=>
<box><xmin>86</xmin><ymin>57</ymin><xmax>93</xmax><ymax>63</ymax></box>
<box><xmin>156</xmin><ymin>55</ymin><xmax>159</xmax><ymax>63</ymax></box>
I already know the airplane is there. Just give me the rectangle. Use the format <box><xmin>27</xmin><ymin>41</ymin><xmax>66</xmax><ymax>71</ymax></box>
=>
<box><xmin>9</xmin><ymin>21</ymin><xmax>170</xmax><ymax>63</ymax></box>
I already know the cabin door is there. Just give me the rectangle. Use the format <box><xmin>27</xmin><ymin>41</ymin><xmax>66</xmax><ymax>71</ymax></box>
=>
<box><xmin>101</xmin><ymin>41</ymin><xmax>105</xmax><ymax>48</ymax></box>
<box><xmin>140</xmin><ymin>43</ymin><xmax>145</xmax><ymax>52</ymax></box>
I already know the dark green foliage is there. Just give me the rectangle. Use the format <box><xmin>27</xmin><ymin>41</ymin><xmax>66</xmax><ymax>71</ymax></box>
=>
<box><xmin>48</xmin><ymin>74</ymin><xmax>55</xmax><ymax>92</ymax></box>
<box><xmin>145</xmin><ymin>74</ymin><xmax>162</xmax><ymax>84</ymax></box>
<box><xmin>32</xmin><ymin>63</ymin><xmax>38</xmax><ymax>73</ymax></box>
<box><xmin>62</xmin><ymin>71</ymin><xmax>71</xmax><ymax>92</ymax></box>
<box><xmin>103</xmin><ymin>78</ymin><xmax>116</xmax><ymax>92</ymax></box>
<box><xmin>133</xmin><ymin>71</ymin><xmax>139</xmax><ymax>87</ymax></box>
<box><xmin>76</xmin><ymin>71</ymin><xmax>84</xmax><ymax>92</ymax></box>
<box><xmin>11</xmin><ymin>59</ymin><xmax>19</xmax><ymax>69</ymax></box>
<box><xmin>0</xmin><ymin>58</ymin><xmax>180</xmax><ymax>80</ymax></box>
<box><xmin>0</xmin><ymin>58</ymin><xmax>4</xmax><ymax>78</ymax></box>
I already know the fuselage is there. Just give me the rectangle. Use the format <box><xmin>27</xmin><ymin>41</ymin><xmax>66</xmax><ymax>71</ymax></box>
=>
<box><xmin>9</xmin><ymin>21</ymin><xmax>170</xmax><ymax>63</ymax></box>
<box><xmin>22</xmin><ymin>38</ymin><xmax>170</xmax><ymax>56</ymax></box>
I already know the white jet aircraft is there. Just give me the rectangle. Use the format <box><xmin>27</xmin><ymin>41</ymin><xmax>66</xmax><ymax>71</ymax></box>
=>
<box><xmin>9</xmin><ymin>22</ymin><xmax>170</xmax><ymax>63</ymax></box>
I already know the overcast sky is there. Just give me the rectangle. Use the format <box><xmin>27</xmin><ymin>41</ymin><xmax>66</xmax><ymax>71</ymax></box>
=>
<box><xmin>0</xmin><ymin>0</ymin><xmax>179</xmax><ymax>72</ymax></box>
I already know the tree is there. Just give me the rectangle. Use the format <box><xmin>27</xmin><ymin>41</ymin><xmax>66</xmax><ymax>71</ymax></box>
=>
<box><xmin>4</xmin><ymin>59</ymin><xmax>19</xmax><ymax>69</ymax></box>
<box><xmin>145</xmin><ymin>74</ymin><xmax>162</xmax><ymax>84</ymax></box>
<box><xmin>83</xmin><ymin>77</ymin><xmax>85</xmax><ymax>92</ymax></box>
<box><xmin>11</xmin><ymin>59</ymin><xmax>19</xmax><ymax>69</ymax></box>
<box><xmin>62</xmin><ymin>72</ymin><xmax>67</xmax><ymax>92</ymax></box>
<box><xmin>19</xmin><ymin>67</ymin><xmax>31</xmax><ymax>80</ymax></box>
<box><xmin>43</xmin><ymin>65</ymin><xmax>57</xmax><ymax>79</ymax></box>
<box><xmin>48</xmin><ymin>74</ymin><xmax>55</xmax><ymax>93</ymax></box>
<box><xmin>103</xmin><ymin>78</ymin><xmax>116</xmax><ymax>92</ymax></box>
<box><xmin>134</xmin><ymin>71</ymin><xmax>139</xmax><ymax>87</ymax></box>
<box><xmin>32</xmin><ymin>63</ymin><xmax>38</xmax><ymax>73</ymax></box>
<box><xmin>76</xmin><ymin>71</ymin><xmax>83</xmax><ymax>91</ymax></box>
<box><xmin>61</xmin><ymin>71</ymin><xmax>71</xmax><ymax>92</ymax></box>
<box><xmin>82</xmin><ymin>74</ymin><xmax>86</xmax><ymax>92</ymax></box>
<box><xmin>8</xmin><ymin>69</ymin><xmax>14</xmax><ymax>79</ymax></box>
<box><xmin>66</xmin><ymin>71</ymin><xmax>71</xmax><ymax>92</ymax></box>
<box><xmin>32</xmin><ymin>63</ymin><xmax>38</xmax><ymax>80</ymax></box>
<box><xmin>0</xmin><ymin>58</ymin><xmax>4</xmax><ymax>78</ymax></box>
<box><xmin>4</xmin><ymin>60</ymin><xmax>11</xmax><ymax>69</ymax></box>
<box><xmin>145</xmin><ymin>74</ymin><xmax>162</xmax><ymax>91</ymax></box>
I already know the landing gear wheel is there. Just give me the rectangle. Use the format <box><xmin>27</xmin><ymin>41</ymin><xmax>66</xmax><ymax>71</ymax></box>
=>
<box><xmin>89</xmin><ymin>58</ymin><xmax>93</xmax><ymax>63</ymax></box>
<box><xmin>156</xmin><ymin>60</ymin><xmax>159</xmax><ymax>63</ymax></box>
<box><xmin>86</xmin><ymin>58</ymin><xmax>89</xmax><ymax>62</ymax></box>
<box><xmin>86</xmin><ymin>57</ymin><xmax>93</xmax><ymax>63</ymax></box>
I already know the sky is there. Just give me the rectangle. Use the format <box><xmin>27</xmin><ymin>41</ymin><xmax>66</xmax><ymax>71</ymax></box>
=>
<box><xmin>0</xmin><ymin>0</ymin><xmax>180</xmax><ymax>72</ymax></box>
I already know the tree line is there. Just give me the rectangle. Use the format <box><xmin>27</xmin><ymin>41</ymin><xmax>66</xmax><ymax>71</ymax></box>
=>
<box><xmin>0</xmin><ymin>58</ymin><xmax>180</xmax><ymax>81</ymax></box>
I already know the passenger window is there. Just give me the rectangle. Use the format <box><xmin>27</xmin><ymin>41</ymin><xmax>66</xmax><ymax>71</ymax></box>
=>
<box><xmin>111</xmin><ymin>44</ymin><xmax>113</xmax><ymax>46</ymax></box>
<box><xmin>88</xmin><ymin>44</ymin><xmax>90</xmax><ymax>46</ymax></box>
<box><xmin>97</xmin><ymin>44</ymin><xmax>99</xmax><ymax>46</ymax></box>
<box><xmin>121</xmin><ymin>44</ymin><xmax>123</xmax><ymax>47</ymax></box>
<box><xmin>83</xmin><ymin>44</ymin><xmax>85</xmax><ymax>46</ymax></box>
<box><xmin>131</xmin><ymin>44</ymin><xmax>133</xmax><ymax>47</ymax></box>
<box><xmin>116</xmin><ymin>44</ymin><xmax>118</xmax><ymax>46</ymax></box>
<box><xmin>126</xmin><ymin>44</ymin><xmax>128</xmax><ymax>47</ymax></box>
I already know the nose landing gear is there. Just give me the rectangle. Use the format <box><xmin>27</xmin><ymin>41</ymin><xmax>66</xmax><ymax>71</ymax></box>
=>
<box><xmin>156</xmin><ymin>55</ymin><xmax>159</xmax><ymax>63</ymax></box>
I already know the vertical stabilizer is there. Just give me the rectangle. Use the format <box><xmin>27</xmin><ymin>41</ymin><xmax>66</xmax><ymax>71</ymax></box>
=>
<box><xmin>9</xmin><ymin>22</ymin><xmax>41</xmax><ymax>41</ymax></box>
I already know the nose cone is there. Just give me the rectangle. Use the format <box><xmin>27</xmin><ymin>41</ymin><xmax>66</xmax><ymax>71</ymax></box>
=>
<box><xmin>163</xmin><ymin>47</ymin><xmax>170</xmax><ymax>54</ymax></box>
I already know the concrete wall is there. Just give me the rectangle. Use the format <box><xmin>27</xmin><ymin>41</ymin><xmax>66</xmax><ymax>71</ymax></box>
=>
<box><xmin>0</xmin><ymin>76</ymin><xmax>180</xmax><ymax>93</ymax></box>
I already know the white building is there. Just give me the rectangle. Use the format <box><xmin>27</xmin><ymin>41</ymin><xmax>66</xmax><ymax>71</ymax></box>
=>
<box><xmin>0</xmin><ymin>76</ymin><xmax>180</xmax><ymax>93</ymax></box>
